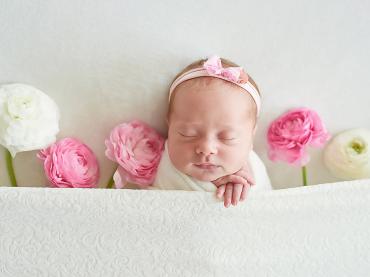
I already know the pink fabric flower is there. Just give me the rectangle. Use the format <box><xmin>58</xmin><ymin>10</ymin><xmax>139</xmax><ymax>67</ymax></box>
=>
<box><xmin>203</xmin><ymin>55</ymin><xmax>247</xmax><ymax>83</ymax></box>
<box><xmin>105</xmin><ymin>120</ymin><xmax>165</xmax><ymax>189</ymax></box>
<box><xmin>267</xmin><ymin>107</ymin><xmax>331</xmax><ymax>166</ymax></box>
<box><xmin>37</xmin><ymin>138</ymin><xmax>100</xmax><ymax>188</ymax></box>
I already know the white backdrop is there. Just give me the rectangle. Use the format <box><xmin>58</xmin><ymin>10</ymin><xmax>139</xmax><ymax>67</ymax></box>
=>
<box><xmin>0</xmin><ymin>0</ymin><xmax>369</xmax><ymax>189</ymax></box>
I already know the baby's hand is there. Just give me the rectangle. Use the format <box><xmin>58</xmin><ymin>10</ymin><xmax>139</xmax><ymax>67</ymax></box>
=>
<box><xmin>212</xmin><ymin>161</ymin><xmax>255</xmax><ymax>208</ymax></box>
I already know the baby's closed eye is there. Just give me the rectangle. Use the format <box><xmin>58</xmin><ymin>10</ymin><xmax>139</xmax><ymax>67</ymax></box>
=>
<box><xmin>176</xmin><ymin>129</ymin><xmax>240</xmax><ymax>142</ymax></box>
<box><xmin>177</xmin><ymin>131</ymin><xmax>198</xmax><ymax>137</ymax></box>
<box><xmin>219</xmin><ymin>136</ymin><xmax>236</xmax><ymax>140</ymax></box>
<box><xmin>218</xmin><ymin>132</ymin><xmax>237</xmax><ymax>140</ymax></box>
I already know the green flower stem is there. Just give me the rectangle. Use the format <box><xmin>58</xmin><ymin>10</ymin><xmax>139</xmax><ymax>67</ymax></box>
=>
<box><xmin>106</xmin><ymin>173</ymin><xmax>115</xmax><ymax>189</ymax></box>
<box><xmin>302</xmin><ymin>166</ymin><xmax>308</xmax><ymax>186</ymax></box>
<box><xmin>5</xmin><ymin>149</ymin><xmax>17</xmax><ymax>187</ymax></box>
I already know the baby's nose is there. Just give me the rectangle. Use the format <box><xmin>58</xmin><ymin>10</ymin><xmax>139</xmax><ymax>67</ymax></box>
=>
<box><xmin>195</xmin><ymin>140</ymin><xmax>218</xmax><ymax>156</ymax></box>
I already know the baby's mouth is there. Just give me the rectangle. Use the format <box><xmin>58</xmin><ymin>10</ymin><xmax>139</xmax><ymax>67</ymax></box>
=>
<box><xmin>193</xmin><ymin>163</ymin><xmax>220</xmax><ymax>170</ymax></box>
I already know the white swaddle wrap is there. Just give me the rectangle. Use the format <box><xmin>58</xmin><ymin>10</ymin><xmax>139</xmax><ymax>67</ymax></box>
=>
<box><xmin>150</xmin><ymin>140</ymin><xmax>272</xmax><ymax>192</ymax></box>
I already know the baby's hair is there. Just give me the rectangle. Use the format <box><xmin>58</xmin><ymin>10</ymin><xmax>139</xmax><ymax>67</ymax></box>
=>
<box><xmin>167</xmin><ymin>57</ymin><xmax>261</xmax><ymax>124</ymax></box>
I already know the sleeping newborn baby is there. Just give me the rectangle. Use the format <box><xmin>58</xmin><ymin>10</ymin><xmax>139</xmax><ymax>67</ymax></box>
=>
<box><xmin>150</xmin><ymin>55</ymin><xmax>272</xmax><ymax>207</ymax></box>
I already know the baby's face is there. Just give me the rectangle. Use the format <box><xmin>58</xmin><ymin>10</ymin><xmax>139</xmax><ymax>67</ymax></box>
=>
<box><xmin>167</xmin><ymin>78</ymin><xmax>256</xmax><ymax>182</ymax></box>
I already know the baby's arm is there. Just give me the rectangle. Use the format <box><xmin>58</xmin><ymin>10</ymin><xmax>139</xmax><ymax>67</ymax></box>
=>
<box><xmin>212</xmin><ymin>160</ymin><xmax>255</xmax><ymax>208</ymax></box>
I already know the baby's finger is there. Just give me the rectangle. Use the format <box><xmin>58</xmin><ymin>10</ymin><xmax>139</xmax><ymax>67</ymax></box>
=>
<box><xmin>240</xmin><ymin>184</ymin><xmax>251</xmax><ymax>201</ymax></box>
<box><xmin>232</xmin><ymin>183</ymin><xmax>243</xmax><ymax>206</ymax></box>
<box><xmin>216</xmin><ymin>185</ymin><xmax>226</xmax><ymax>199</ymax></box>
<box><xmin>235</xmin><ymin>171</ymin><xmax>255</xmax><ymax>186</ymax></box>
<box><xmin>212</xmin><ymin>176</ymin><xmax>228</xmax><ymax>187</ymax></box>
<box><xmin>221</xmin><ymin>175</ymin><xmax>250</xmax><ymax>187</ymax></box>
<box><xmin>246</xmin><ymin>175</ymin><xmax>255</xmax><ymax>186</ymax></box>
<box><xmin>224</xmin><ymin>183</ymin><xmax>233</xmax><ymax>208</ymax></box>
<box><xmin>213</xmin><ymin>175</ymin><xmax>248</xmax><ymax>187</ymax></box>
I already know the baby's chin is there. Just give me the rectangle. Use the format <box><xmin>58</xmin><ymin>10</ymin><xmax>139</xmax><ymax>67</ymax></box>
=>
<box><xmin>185</xmin><ymin>167</ymin><xmax>224</xmax><ymax>182</ymax></box>
<box><xmin>192</xmin><ymin>174</ymin><xmax>219</xmax><ymax>182</ymax></box>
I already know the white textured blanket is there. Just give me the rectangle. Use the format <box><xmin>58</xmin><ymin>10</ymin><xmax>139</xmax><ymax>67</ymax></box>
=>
<box><xmin>150</xmin><ymin>140</ymin><xmax>272</xmax><ymax>192</ymax></box>
<box><xmin>1</xmin><ymin>179</ymin><xmax>369</xmax><ymax>276</ymax></box>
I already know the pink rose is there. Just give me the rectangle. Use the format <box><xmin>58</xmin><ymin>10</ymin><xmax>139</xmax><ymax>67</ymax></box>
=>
<box><xmin>267</xmin><ymin>107</ymin><xmax>330</xmax><ymax>166</ymax></box>
<box><xmin>105</xmin><ymin>120</ymin><xmax>165</xmax><ymax>189</ymax></box>
<box><xmin>37</xmin><ymin>138</ymin><xmax>100</xmax><ymax>188</ymax></box>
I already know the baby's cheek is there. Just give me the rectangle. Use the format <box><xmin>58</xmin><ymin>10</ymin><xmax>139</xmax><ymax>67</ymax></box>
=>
<box><xmin>168</xmin><ymin>143</ymin><xmax>191</xmax><ymax>168</ymax></box>
<box><xmin>221</xmin><ymin>149</ymin><xmax>247</xmax><ymax>173</ymax></box>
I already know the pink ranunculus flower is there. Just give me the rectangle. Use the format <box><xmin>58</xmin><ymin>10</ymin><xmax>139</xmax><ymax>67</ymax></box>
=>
<box><xmin>267</xmin><ymin>107</ymin><xmax>331</xmax><ymax>166</ymax></box>
<box><xmin>105</xmin><ymin>120</ymin><xmax>165</xmax><ymax>189</ymax></box>
<box><xmin>37</xmin><ymin>138</ymin><xmax>100</xmax><ymax>188</ymax></box>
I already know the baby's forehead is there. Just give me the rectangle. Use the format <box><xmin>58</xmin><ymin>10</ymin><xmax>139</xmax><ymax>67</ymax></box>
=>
<box><xmin>175</xmin><ymin>121</ymin><xmax>241</xmax><ymax>129</ymax></box>
<box><xmin>184</xmin><ymin>77</ymin><xmax>234</xmax><ymax>89</ymax></box>
<box><xmin>168</xmin><ymin>77</ymin><xmax>257</xmax><ymax>124</ymax></box>
<box><xmin>173</xmin><ymin>78</ymin><xmax>248</xmax><ymax>104</ymax></box>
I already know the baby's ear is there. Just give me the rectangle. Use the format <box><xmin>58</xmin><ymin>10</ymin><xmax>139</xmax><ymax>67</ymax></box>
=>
<box><xmin>249</xmin><ymin>124</ymin><xmax>257</xmax><ymax>151</ymax></box>
<box><xmin>252</xmin><ymin>123</ymin><xmax>258</xmax><ymax>137</ymax></box>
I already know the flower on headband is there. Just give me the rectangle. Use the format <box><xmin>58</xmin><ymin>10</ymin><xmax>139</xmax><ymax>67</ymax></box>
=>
<box><xmin>203</xmin><ymin>55</ymin><xmax>249</xmax><ymax>84</ymax></box>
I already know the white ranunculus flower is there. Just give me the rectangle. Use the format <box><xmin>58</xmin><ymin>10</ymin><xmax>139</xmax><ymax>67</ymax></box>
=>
<box><xmin>323</xmin><ymin>128</ymin><xmax>370</xmax><ymax>180</ymax></box>
<box><xmin>0</xmin><ymin>83</ymin><xmax>60</xmax><ymax>157</ymax></box>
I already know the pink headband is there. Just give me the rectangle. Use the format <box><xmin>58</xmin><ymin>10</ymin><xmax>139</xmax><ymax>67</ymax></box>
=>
<box><xmin>169</xmin><ymin>55</ymin><xmax>261</xmax><ymax>116</ymax></box>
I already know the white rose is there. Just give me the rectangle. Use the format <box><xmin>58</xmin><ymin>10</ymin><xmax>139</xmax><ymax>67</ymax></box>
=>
<box><xmin>0</xmin><ymin>83</ymin><xmax>60</xmax><ymax>157</ymax></box>
<box><xmin>323</xmin><ymin>128</ymin><xmax>370</xmax><ymax>180</ymax></box>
